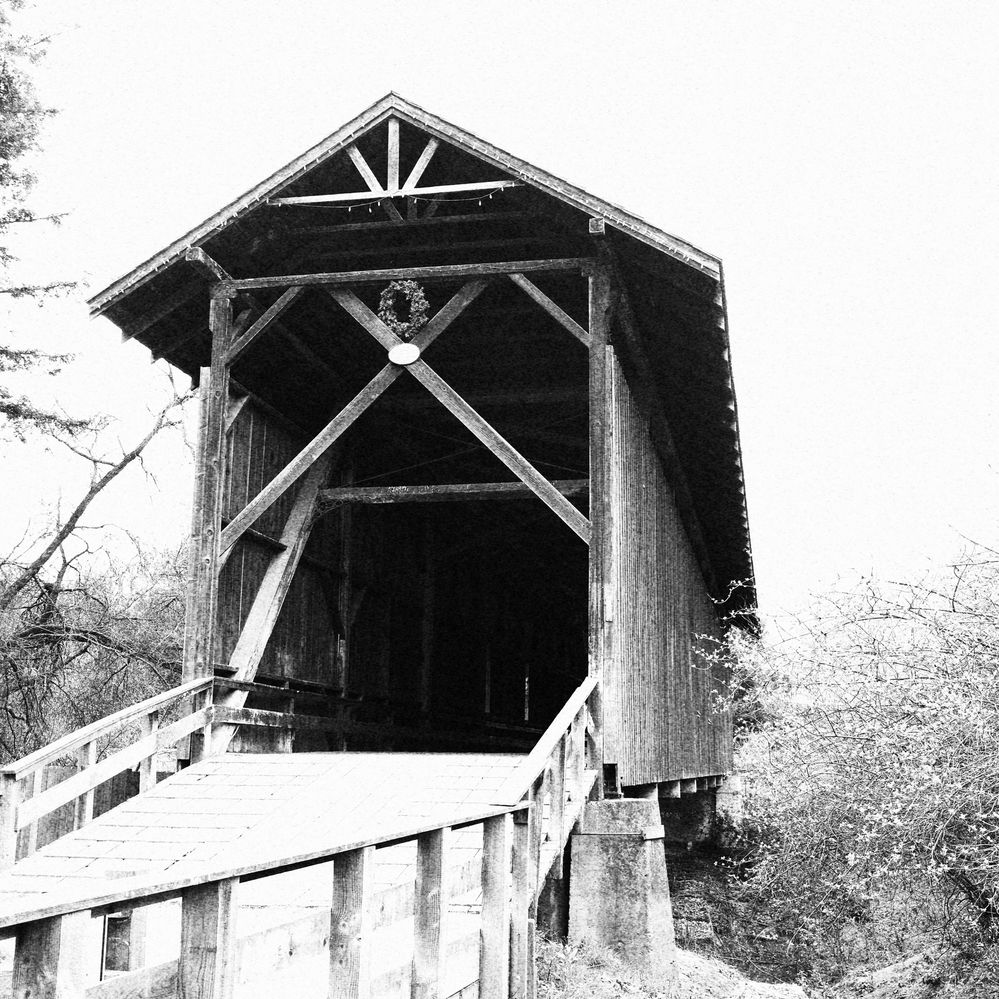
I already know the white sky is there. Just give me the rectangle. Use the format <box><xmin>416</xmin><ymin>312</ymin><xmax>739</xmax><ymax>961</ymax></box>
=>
<box><xmin>2</xmin><ymin>0</ymin><xmax>998</xmax><ymax>616</ymax></box>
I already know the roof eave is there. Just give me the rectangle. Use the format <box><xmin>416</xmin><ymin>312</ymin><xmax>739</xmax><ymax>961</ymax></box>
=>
<box><xmin>88</xmin><ymin>93</ymin><xmax>720</xmax><ymax>317</ymax></box>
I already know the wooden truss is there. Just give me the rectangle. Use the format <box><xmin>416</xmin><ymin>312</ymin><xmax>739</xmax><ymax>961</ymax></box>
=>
<box><xmin>266</xmin><ymin>116</ymin><xmax>522</xmax><ymax>222</ymax></box>
<box><xmin>183</xmin><ymin>252</ymin><xmax>613</xmax><ymax>712</ymax></box>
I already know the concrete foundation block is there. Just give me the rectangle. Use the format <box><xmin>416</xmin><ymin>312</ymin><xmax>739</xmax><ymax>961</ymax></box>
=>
<box><xmin>568</xmin><ymin>799</ymin><xmax>676</xmax><ymax>976</ymax></box>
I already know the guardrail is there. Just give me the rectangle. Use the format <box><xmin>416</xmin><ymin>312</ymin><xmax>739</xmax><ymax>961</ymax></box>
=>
<box><xmin>0</xmin><ymin>677</ymin><xmax>213</xmax><ymax>868</ymax></box>
<box><xmin>1</xmin><ymin>802</ymin><xmax>530</xmax><ymax>999</ymax></box>
<box><xmin>0</xmin><ymin>673</ymin><xmax>603</xmax><ymax>998</ymax></box>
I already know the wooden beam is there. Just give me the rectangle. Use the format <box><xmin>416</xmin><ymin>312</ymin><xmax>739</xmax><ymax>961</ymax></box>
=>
<box><xmin>479</xmin><ymin>814</ymin><xmax>512</xmax><ymax>999</ymax></box>
<box><xmin>412</xmin><ymin>827</ymin><xmax>449</xmax><ymax>999</ymax></box>
<box><xmin>319</xmin><ymin>479</ymin><xmax>589</xmax><ymax>505</ymax></box>
<box><xmin>330</xmin><ymin>291</ymin><xmax>591</xmax><ymax>543</ymax></box>
<box><xmin>182</xmin><ymin>293</ymin><xmax>232</xmax><ymax>682</ymax></box>
<box><xmin>346</xmin><ymin>142</ymin><xmax>404</xmax><ymax>224</ymax></box>
<box><xmin>587</xmin><ymin>261</ymin><xmax>614</xmax><ymax>780</ymax></box>
<box><xmin>510</xmin><ymin>811</ymin><xmax>531</xmax><ymax>999</ymax></box>
<box><xmin>225</xmin><ymin>286</ymin><xmax>304</xmax><ymax>364</ymax></box>
<box><xmin>13</xmin><ymin>912</ymin><xmax>90</xmax><ymax>999</ymax></box>
<box><xmin>179</xmin><ymin>879</ymin><xmax>238</xmax><ymax>999</ymax></box>
<box><xmin>287</xmin><ymin>209</ymin><xmax>533</xmax><ymax>236</ymax></box>
<box><xmin>403</xmin><ymin>137</ymin><xmax>439</xmax><ymax>190</ymax></box>
<box><xmin>386</xmin><ymin>118</ymin><xmax>399</xmax><ymax>191</ymax></box>
<box><xmin>271</xmin><ymin>179</ymin><xmax>520</xmax><ymax>206</ymax></box>
<box><xmin>120</xmin><ymin>281</ymin><xmax>201</xmax><ymax>342</ymax></box>
<box><xmin>223</xmin><ymin>258</ymin><xmax>586</xmax><ymax>292</ymax></box>
<box><xmin>211</xmin><ymin>457</ymin><xmax>330</xmax><ymax>755</ymax></box>
<box><xmin>508</xmin><ymin>273</ymin><xmax>590</xmax><ymax>348</ymax></box>
<box><xmin>219</xmin><ymin>280</ymin><xmax>487</xmax><ymax>553</ymax></box>
<box><xmin>330</xmin><ymin>846</ymin><xmax>375</xmax><ymax>999</ymax></box>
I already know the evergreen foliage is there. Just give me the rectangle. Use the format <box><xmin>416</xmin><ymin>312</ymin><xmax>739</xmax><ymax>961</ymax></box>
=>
<box><xmin>0</xmin><ymin>0</ymin><xmax>81</xmax><ymax>439</ymax></box>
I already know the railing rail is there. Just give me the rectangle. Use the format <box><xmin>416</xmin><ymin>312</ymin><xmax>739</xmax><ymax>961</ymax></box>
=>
<box><xmin>2</xmin><ymin>802</ymin><xmax>530</xmax><ymax>999</ymax></box>
<box><xmin>0</xmin><ymin>674</ymin><xmax>603</xmax><ymax>999</ymax></box>
<box><xmin>0</xmin><ymin>677</ymin><xmax>213</xmax><ymax>868</ymax></box>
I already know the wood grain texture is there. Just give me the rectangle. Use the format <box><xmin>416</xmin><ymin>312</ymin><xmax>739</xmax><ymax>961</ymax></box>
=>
<box><xmin>13</xmin><ymin>911</ymin><xmax>90</xmax><ymax>999</ymax></box>
<box><xmin>329</xmin><ymin>845</ymin><xmax>375</xmax><ymax>999</ymax></box>
<box><xmin>413</xmin><ymin>827</ymin><xmax>449</xmax><ymax>999</ymax></box>
<box><xmin>179</xmin><ymin>878</ymin><xmax>239</xmax><ymax>999</ymax></box>
<box><xmin>479</xmin><ymin>814</ymin><xmax>512</xmax><ymax>999</ymax></box>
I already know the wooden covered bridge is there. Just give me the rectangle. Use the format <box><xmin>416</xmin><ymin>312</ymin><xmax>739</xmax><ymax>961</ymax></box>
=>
<box><xmin>0</xmin><ymin>94</ymin><xmax>754</xmax><ymax>998</ymax></box>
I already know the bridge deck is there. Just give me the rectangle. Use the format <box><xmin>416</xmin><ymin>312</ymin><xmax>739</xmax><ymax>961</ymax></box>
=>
<box><xmin>0</xmin><ymin>752</ymin><xmax>525</xmax><ymax>920</ymax></box>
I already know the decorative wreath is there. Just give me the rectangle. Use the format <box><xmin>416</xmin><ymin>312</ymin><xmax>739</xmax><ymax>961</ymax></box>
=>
<box><xmin>377</xmin><ymin>280</ymin><xmax>429</xmax><ymax>341</ymax></box>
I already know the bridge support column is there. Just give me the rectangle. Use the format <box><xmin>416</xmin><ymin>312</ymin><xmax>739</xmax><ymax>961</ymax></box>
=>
<box><xmin>568</xmin><ymin>799</ymin><xmax>677</xmax><ymax>976</ymax></box>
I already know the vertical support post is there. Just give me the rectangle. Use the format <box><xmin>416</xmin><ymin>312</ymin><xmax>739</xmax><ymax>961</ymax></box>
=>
<box><xmin>387</xmin><ymin>117</ymin><xmax>400</xmax><ymax>191</ymax></box>
<box><xmin>587</xmin><ymin>261</ymin><xmax>614</xmax><ymax>787</ymax></box>
<box><xmin>0</xmin><ymin>772</ymin><xmax>19</xmax><ymax>870</ymax></box>
<box><xmin>13</xmin><ymin>912</ymin><xmax>91</xmax><ymax>999</ymax></box>
<box><xmin>330</xmin><ymin>845</ymin><xmax>375</xmax><ymax>999</ymax></box>
<box><xmin>413</xmin><ymin>826</ymin><xmax>450</xmax><ymax>999</ymax></box>
<box><xmin>526</xmin><ymin>776</ymin><xmax>544</xmax><ymax>921</ymax></box>
<box><xmin>179</xmin><ymin>878</ymin><xmax>239</xmax><ymax>999</ymax></box>
<box><xmin>549</xmin><ymin>742</ymin><xmax>566</xmax><ymax>876</ymax></box>
<box><xmin>138</xmin><ymin>712</ymin><xmax>160</xmax><ymax>794</ymax></box>
<box><xmin>510</xmin><ymin>811</ymin><xmax>531</xmax><ymax>999</ymax></box>
<box><xmin>183</xmin><ymin>290</ymin><xmax>234</xmax><ymax>683</ymax></box>
<box><xmin>191</xmin><ymin>686</ymin><xmax>216</xmax><ymax>765</ymax></box>
<box><xmin>480</xmin><ymin>814</ymin><xmax>512</xmax><ymax>999</ymax></box>
<box><xmin>24</xmin><ymin>769</ymin><xmax>43</xmax><ymax>857</ymax></box>
<box><xmin>75</xmin><ymin>742</ymin><xmax>97</xmax><ymax>830</ymax></box>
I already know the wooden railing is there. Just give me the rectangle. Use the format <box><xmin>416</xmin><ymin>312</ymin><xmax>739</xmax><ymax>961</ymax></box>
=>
<box><xmin>0</xmin><ymin>677</ymin><xmax>213</xmax><ymax>868</ymax></box>
<box><xmin>0</xmin><ymin>674</ymin><xmax>602</xmax><ymax>998</ymax></box>
<box><xmin>0</xmin><ymin>802</ymin><xmax>531</xmax><ymax>999</ymax></box>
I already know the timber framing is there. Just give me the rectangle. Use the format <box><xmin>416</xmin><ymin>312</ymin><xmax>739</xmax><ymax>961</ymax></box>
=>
<box><xmin>217</xmin><ymin>258</ymin><xmax>589</xmax><ymax>293</ymax></box>
<box><xmin>319</xmin><ymin>479</ymin><xmax>589</xmax><ymax>505</ymax></box>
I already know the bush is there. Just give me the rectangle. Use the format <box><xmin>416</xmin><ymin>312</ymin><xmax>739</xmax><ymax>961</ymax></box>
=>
<box><xmin>725</xmin><ymin>550</ymin><xmax>999</xmax><ymax>988</ymax></box>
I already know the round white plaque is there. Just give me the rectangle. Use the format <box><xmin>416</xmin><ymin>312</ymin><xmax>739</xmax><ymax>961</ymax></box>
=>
<box><xmin>388</xmin><ymin>342</ymin><xmax>421</xmax><ymax>366</ymax></box>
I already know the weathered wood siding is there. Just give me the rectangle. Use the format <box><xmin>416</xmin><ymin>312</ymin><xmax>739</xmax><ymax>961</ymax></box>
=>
<box><xmin>605</xmin><ymin>350</ymin><xmax>732</xmax><ymax>785</ymax></box>
<box><xmin>216</xmin><ymin>401</ymin><xmax>340</xmax><ymax>683</ymax></box>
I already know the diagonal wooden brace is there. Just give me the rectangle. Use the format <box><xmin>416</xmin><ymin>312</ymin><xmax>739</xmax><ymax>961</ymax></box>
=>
<box><xmin>330</xmin><ymin>290</ymin><xmax>592</xmax><ymax>543</ymax></box>
<box><xmin>218</xmin><ymin>279</ymin><xmax>488</xmax><ymax>556</ymax></box>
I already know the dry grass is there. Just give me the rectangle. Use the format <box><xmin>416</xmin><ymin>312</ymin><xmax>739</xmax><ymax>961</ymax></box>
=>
<box><xmin>535</xmin><ymin>938</ymin><xmax>807</xmax><ymax>999</ymax></box>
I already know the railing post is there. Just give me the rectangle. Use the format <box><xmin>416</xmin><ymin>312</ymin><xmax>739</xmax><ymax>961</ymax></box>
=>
<box><xmin>330</xmin><ymin>845</ymin><xmax>375</xmax><ymax>999</ymax></box>
<box><xmin>480</xmin><ymin>813</ymin><xmax>512</xmax><ymax>999</ymax></box>
<box><xmin>191</xmin><ymin>687</ymin><xmax>215</xmax><ymax>764</ymax></box>
<box><xmin>179</xmin><ymin>877</ymin><xmax>239</xmax><ymax>999</ymax></box>
<box><xmin>510</xmin><ymin>811</ymin><xmax>531</xmax><ymax>999</ymax></box>
<box><xmin>24</xmin><ymin>769</ymin><xmax>43</xmax><ymax>857</ymax></box>
<box><xmin>138</xmin><ymin>711</ymin><xmax>160</xmax><ymax>793</ymax></box>
<box><xmin>527</xmin><ymin>776</ymin><xmax>544</xmax><ymax>921</ymax></box>
<box><xmin>413</xmin><ymin>826</ymin><xmax>450</xmax><ymax>999</ymax></box>
<box><xmin>549</xmin><ymin>741</ymin><xmax>566</xmax><ymax>875</ymax></box>
<box><xmin>75</xmin><ymin>743</ymin><xmax>97</xmax><ymax>830</ymax></box>
<box><xmin>0</xmin><ymin>772</ymin><xmax>21</xmax><ymax>870</ymax></box>
<box><xmin>13</xmin><ymin>911</ymin><xmax>91</xmax><ymax>999</ymax></box>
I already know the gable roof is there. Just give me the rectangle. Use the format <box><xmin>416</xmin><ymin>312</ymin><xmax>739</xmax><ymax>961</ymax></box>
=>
<box><xmin>89</xmin><ymin>93</ymin><xmax>720</xmax><ymax>316</ymax></box>
<box><xmin>87</xmin><ymin>93</ymin><xmax>755</xmax><ymax>624</ymax></box>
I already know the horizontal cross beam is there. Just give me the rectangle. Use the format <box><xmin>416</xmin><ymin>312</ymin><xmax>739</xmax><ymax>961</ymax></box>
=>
<box><xmin>319</xmin><ymin>479</ymin><xmax>589</xmax><ymax>505</ymax></box>
<box><xmin>269</xmin><ymin>179</ymin><xmax>521</xmax><ymax>206</ymax></box>
<box><xmin>220</xmin><ymin>258</ymin><xmax>589</xmax><ymax>293</ymax></box>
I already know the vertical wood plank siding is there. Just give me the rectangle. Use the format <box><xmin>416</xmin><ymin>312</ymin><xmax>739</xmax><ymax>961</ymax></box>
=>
<box><xmin>218</xmin><ymin>400</ymin><xmax>339</xmax><ymax>682</ymax></box>
<box><xmin>606</xmin><ymin>350</ymin><xmax>732</xmax><ymax>785</ymax></box>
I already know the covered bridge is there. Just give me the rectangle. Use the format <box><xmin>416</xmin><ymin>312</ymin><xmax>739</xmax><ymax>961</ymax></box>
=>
<box><xmin>0</xmin><ymin>94</ymin><xmax>754</xmax><ymax>998</ymax></box>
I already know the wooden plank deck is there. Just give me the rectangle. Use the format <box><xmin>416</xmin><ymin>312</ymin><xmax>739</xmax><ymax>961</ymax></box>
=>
<box><xmin>0</xmin><ymin>753</ymin><xmax>524</xmax><ymax>920</ymax></box>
